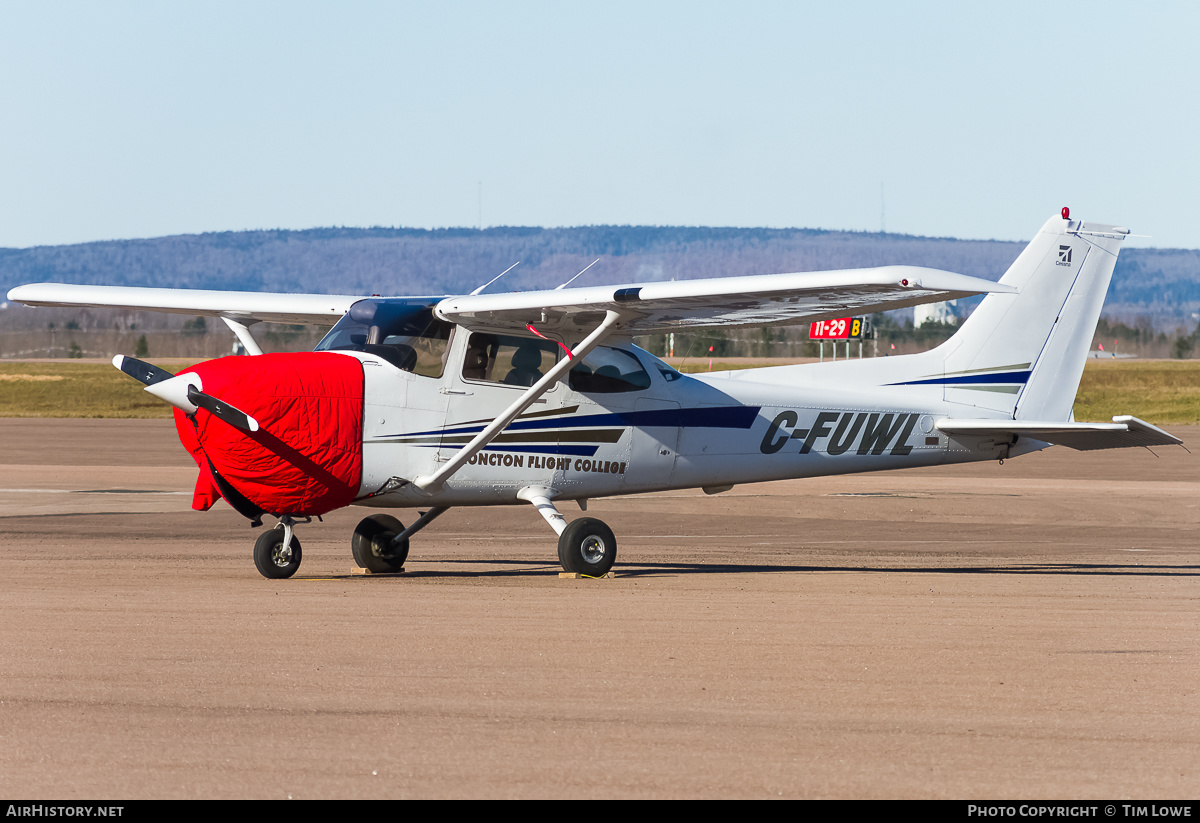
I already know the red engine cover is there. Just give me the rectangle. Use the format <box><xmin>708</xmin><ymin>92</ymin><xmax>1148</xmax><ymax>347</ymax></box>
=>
<box><xmin>174</xmin><ymin>352</ymin><xmax>364</xmax><ymax>517</ymax></box>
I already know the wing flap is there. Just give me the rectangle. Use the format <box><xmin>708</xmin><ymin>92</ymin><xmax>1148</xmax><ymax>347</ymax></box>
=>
<box><xmin>435</xmin><ymin>265</ymin><xmax>1015</xmax><ymax>336</ymax></box>
<box><xmin>936</xmin><ymin>415</ymin><xmax>1181</xmax><ymax>451</ymax></box>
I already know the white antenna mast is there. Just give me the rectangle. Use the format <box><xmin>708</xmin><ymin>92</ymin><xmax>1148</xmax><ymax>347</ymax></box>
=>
<box><xmin>880</xmin><ymin>182</ymin><xmax>885</xmax><ymax>234</ymax></box>
<box><xmin>554</xmin><ymin>258</ymin><xmax>600</xmax><ymax>291</ymax></box>
<box><xmin>470</xmin><ymin>261</ymin><xmax>520</xmax><ymax>296</ymax></box>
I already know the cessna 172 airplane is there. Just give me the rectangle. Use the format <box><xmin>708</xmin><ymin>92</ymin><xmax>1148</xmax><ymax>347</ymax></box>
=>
<box><xmin>7</xmin><ymin>210</ymin><xmax>1181</xmax><ymax>579</ymax></box>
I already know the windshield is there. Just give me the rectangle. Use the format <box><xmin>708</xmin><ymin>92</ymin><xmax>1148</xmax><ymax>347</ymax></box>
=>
<box><xmin>315</xmin><ymin>299</ymin><xmax>453</xmax><ymax>377</ymax></box>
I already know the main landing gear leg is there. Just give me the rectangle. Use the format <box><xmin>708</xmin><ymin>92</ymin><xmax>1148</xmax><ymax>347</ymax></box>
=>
<box><xmin>519</xmin><ymin>487</ymin><xmax>617</xmax><ymax>577</ymax></box>
<box><xmin>351</xmin><ymin>506</ymin><xmax>449</xmax><ymax>574</ymax></box>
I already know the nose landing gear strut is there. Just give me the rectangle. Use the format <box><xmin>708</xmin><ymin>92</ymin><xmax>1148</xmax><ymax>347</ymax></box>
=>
<box><xmin>253</xmin><ymin>515</ymin><xmax>307</xmax><ymax>579</ymax></box>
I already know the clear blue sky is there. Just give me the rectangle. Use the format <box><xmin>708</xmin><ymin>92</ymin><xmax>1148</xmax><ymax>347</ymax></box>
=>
<box><xmin>2</xmin><ymin>1</ymin><xmax>1197</xmax><ymax>249</ymax></box>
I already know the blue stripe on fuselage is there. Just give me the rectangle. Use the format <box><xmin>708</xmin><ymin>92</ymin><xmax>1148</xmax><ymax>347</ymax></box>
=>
<box><xmin>412</xmin><ymin>443</ymin><xmax>601</xmax><ymax>457</ymax></box>
<box><xmin>392</xmin><ymin>405</ymin><xmax>761</xmax><ymax>440</ymax></box>
<box><xmin>887</xmin><ymin>370</ymin><xmax>1031</xmax><ymax>387</ymax></box>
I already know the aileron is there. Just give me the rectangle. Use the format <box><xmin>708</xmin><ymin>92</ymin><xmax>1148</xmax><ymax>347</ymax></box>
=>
<box><xmin>6</xmin><ymin>283</ymin><xmax>373</xmax><ymax>326</ymax></box>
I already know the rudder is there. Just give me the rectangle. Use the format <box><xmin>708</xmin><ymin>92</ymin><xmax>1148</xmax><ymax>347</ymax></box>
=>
<box><xmin>930</xmin><ymin>212</ymin><xmax>1127</xmax><ymax>420</ymax></box>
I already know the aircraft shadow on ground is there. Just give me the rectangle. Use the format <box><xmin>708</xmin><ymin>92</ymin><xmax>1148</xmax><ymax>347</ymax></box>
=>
<box><xmin>315</xmin><ymin>559</ymin><xmax>1200</xmax><ymax>580</ymax></box>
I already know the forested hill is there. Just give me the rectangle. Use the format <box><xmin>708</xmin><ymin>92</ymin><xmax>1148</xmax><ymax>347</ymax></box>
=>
<box><xmin>2</xmin><ymin>225</ymin><xmax>1197</xmax><ymax>328</ymax></box>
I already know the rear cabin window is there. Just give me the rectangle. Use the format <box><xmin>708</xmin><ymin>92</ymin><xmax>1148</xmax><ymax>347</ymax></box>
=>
<box><xmin>568</xmin><ymin>347</ymin><xmax>651</xmax><ymax>394</ymax></box>
<box><xmin>462</xmin><ymin>333</ymin><xmax>561</xmax><ymax>387</ymax></box>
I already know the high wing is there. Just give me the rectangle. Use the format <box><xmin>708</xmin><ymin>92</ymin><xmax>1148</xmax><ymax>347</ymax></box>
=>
<box><xmin>434</xmin><ymin>265</ymin><xmax>1015</xmax><ymax>336</ymax></box>
<box><xmin>5</xmin><ymin>283</ymin><xmax>384</xmax><ymax>325</ymax></box>
<box><xmin>936</xmin><ymin>416</ymin><xmax>1182</xmax><ymax>451</ymax></box>
<box><xmin>9</xmin><ymin>264</ymin><xmax>1010</xmax><ymax>334</ymax></box>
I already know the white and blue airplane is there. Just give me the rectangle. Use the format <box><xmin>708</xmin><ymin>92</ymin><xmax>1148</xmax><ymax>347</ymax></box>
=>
<box><xmin>7</xmin><ymin>211</ymin><xmax>1179</xmax><ymax>579</ymax></box>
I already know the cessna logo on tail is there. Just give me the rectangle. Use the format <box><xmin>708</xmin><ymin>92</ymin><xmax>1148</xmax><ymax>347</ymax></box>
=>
<box><xmin>760</xmin><ymin>410</ymin><xmax>919</xmax><ymax>456</ymax></box>
<box><xmin>1057</xmin><ymin>245</ymin><xmax>1073</xmax><ymax>266</ymax></box>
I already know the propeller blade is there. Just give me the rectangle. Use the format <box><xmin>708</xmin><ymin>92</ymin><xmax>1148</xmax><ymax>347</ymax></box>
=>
<box><xmin>140</xmin><ymin>371</ymin><xmax>261</xmax><ymax>433</ymax></box>
<box><xmin>186</xmin><ymin>385</ymin><xmax>260</xmax><ymax>433</ymax></box>
<box><xmin>112</xmin><ymin>354</ymin><xmax>175</xmax><ymax>386</ymax></box>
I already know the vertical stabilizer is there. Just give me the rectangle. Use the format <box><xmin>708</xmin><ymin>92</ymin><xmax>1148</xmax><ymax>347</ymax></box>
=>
<box><xmin>930</xmin><ymin>213</ymin><xmax>1127</xmax><ymax>420</ymax></box>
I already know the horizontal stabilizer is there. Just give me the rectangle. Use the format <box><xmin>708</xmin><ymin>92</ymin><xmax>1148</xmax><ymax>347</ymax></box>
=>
<box><xmin>936</xmin><ymin>416</ymin><xmax>1181</xmax><ymax>451</ymax></box>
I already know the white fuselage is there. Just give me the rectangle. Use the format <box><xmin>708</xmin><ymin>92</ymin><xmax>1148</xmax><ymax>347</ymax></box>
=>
<box><xmin>351</xmin><ymin>335</ymin><xmax>1035</xmax><ymax>509</ymax></box>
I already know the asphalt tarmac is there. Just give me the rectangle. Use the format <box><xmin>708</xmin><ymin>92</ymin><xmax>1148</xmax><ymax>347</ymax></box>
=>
<box><xmin>0</xmin><ymin>418</ymin><xmax>1196</xmax><ymax>799</ymax></box>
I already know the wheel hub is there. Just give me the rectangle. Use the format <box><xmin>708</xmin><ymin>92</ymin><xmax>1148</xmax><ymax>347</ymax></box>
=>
<box><xmin>580</xmin><ymin>535</ymin><xmax>606</xmax><ymax>565</ymax></box>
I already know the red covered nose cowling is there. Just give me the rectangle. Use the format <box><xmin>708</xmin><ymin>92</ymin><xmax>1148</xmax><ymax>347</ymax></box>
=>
<box><xmin>174</xmin><ymin>352</ymin><xmax>364</xmax><ymax>517</ymax></box>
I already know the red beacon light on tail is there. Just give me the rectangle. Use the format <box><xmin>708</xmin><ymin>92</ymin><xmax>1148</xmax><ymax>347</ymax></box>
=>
<box><xmin>1062</xmin><ymin>207</ymin><xmax>1070</xmax><ymax>220</ymax></box>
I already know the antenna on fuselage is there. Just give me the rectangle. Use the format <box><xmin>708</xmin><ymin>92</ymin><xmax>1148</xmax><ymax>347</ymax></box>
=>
<box><xmin>470</xmin><ymin>261</ymin><xmax>520</xmax><ymax>296</ymax></box>
<box><xmin>554</xmin><ymin>258</ymin><xmax>601</xmax><ymax>291</ymax></box>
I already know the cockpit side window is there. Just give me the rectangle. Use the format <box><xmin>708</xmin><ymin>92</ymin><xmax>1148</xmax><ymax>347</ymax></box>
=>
<box><xmin>568</xmin><ymin>346</ymin><xmax>652</xmax><ymax>393</ymax></box>
<box><xmin>315</xmin><ymin>300</ymin><xmax>452</xmax><ymax>377</ymax></box>
<box><xmin>461</xmin><ymin>332</ymin><xmax>560</xmax><ymax>387</ymax></box>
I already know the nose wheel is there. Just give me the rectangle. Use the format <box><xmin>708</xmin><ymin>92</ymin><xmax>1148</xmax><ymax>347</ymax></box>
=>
<box><xmin>253</xmin><ymin>525</ymin><xmax>303</xmax><ymax>579</ymax></box>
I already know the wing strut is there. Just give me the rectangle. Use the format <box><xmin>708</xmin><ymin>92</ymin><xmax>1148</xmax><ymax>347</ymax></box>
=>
<box><xmin>221</xmin><ymin>317</ymin><xmax>264</xmax><ymax>356</ymax></box>
<box><xmin>413</xmin><ymin>309</ymin><xmax>624</xmax><ymax>493</ymax></box>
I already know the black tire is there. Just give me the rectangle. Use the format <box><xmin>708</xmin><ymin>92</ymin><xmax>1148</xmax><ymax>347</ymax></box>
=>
<box><xmin>557</xmin><ymin>517</ymin><xmax>617</xmax><ymax>576</ymax></box>
<box><xmin>254</xmin><ymin>529</ymin><xmax>302</xmax><ymax>579</ymax></box>
<box><xmin>352</xmin><ymin>514</ymin><xmax>409</xmax><ymax>573</ymax></box>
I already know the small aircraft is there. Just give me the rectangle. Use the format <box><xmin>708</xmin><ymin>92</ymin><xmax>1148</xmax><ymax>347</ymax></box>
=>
<box><xmin>7</xmin><ymin>210</ymin><xmax>1181</xmax><ymax>579</ymax></box>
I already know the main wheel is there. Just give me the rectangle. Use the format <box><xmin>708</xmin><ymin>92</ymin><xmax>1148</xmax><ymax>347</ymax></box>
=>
<box><xmin>254</xmin><ymin>529</ymin><xmax>302</xmax><ymax>579</ymax></box>
<box><xmin>558</xmin><ymin>517</ymin><xmax>617</xmax><ymax>576</ymax></box>
<box><xmin>352</xmin><ymin>514</ymin><xmax>409</xmax><ymax>573</ymax></box>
